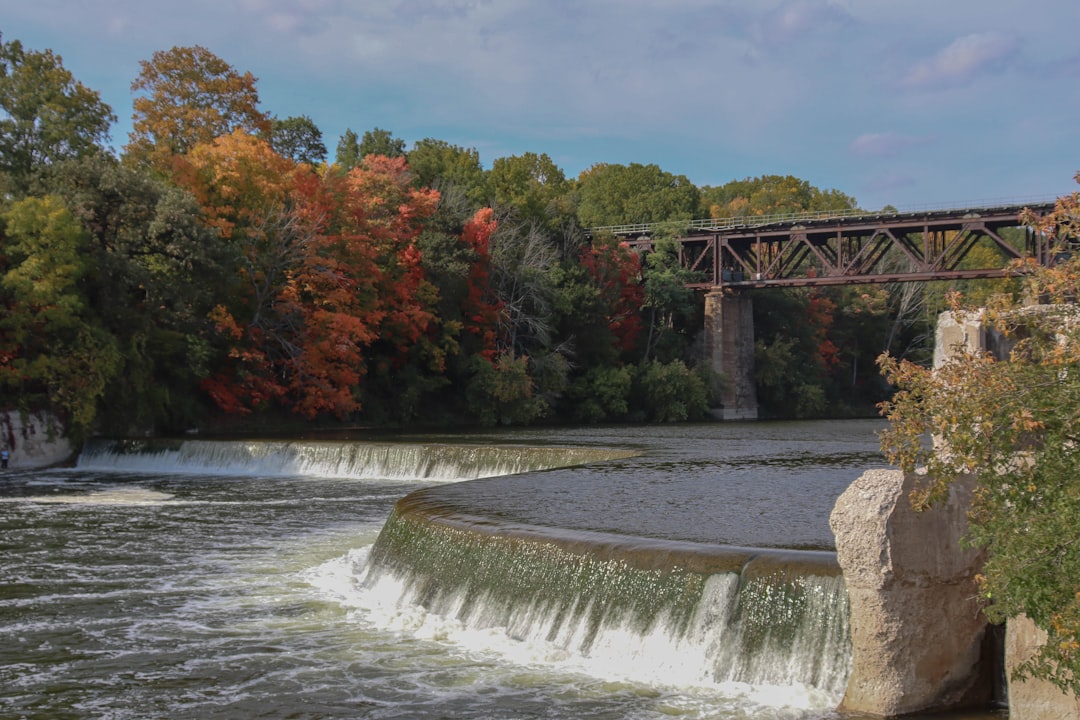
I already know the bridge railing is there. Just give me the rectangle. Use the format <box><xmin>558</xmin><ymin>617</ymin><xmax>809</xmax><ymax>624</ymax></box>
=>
<box><xmin>587</xmin><ymin>196</ymin><xmax>1062</xmax><ymax>237</ymax></box>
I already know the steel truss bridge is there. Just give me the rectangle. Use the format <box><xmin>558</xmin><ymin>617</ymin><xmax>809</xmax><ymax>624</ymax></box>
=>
<box><xmin>592</xmin><ymin>201</ymin><xmax>1061</xmax><ymax>290</ymax></box>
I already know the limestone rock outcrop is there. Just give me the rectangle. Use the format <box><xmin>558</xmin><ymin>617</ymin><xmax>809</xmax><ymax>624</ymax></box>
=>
<box><xmin>0</xmin><ymin>410</ymin><xmax>75</xmax><ymax>469</ymax></box>
<box><xmin>829</xmin><ymin>468</ymin><xmax>992</xmax><ymax>715</ymax></box>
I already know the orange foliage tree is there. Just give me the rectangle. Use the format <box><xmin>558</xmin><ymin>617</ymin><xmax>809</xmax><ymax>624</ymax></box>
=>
<box><xmin>175</xmin><ymin>134</ymin><xmax>440</xmax><ymax>418</ymax></box>
<box><xmin>126</xmin><ymin>45</ymin><xmax>269</xmax><ymax>173</ymax></box>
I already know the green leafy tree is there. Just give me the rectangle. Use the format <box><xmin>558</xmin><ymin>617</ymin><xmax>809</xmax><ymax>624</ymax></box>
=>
<box><xmin>43</xmin><ymin>154</ymin><xmax>225</xmax><ymax>432</ymax></box>
<box><xmin>0</xmin><ymin>35</ymin><xmax>115</xmax><ymax>195</ymax></box>
<box><xmin>564</xmin><ymin>365</ymin><xmax>634</xmax><ymax>423</ymax></box>
<box><xmin>464</xmin><ymin>352</ymin><xmax>549</xmax><ymax>426</ymax></box>
<box><xmin>639</xmin><ymin>225</ymin><xmax>702</xmax><ymax>363</ymax></box>
<box><xmin>334</xmin><ymin>128</ymin><xmax>362</xmax><ymax>170</ymax></box>
<box><xmin>267</xmin><ymin>115</ymin><xmax>326</xmax><ymax>165</ymax></box>
<box><xmin>489</xmin><ymin>152</ymin><xmax>573</xmax><ymax>229</ymax></box>
<box><xmin>878</xmin><ymin>175</ymin><xmax>1080</xmax><ymax>696</ymax></box>
<box><xmin>575</xmin><ymin>162</ymin><xmax>699</xmax><ymax>228</ymax></box>
<box><xmin>700</xmin><ymin>174</ymin><xmax>856</xmax><ymax>219</ymax></box>
<box><xmin>632</xmin><ymin>359</ymin><xmax>708</xmax><ymax>422</ymax></box>
<box><xmin>407</xmin><ymin>138</ymin><xmax>489</xmax><ymax>207</ymax></box>
<box><xmin>359</xmin><ymin>127</ymin><xmax>405</xmax><ymax>158</ymax></box>
<box><xmin>0</xmin><ymin>196</ymin><xmax>120</xmax><ymax>436</ymax></box>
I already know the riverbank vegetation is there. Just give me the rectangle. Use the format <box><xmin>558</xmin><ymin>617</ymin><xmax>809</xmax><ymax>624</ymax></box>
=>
<box><xmin>0</xmin><ymin>36</ymin><xmax>1037</xmax><ymax>437</ymax></box>
<box><xmin>878</xmin><ymin>178</ymin><xmax>1080</xmax><ymax>695</ymax></box>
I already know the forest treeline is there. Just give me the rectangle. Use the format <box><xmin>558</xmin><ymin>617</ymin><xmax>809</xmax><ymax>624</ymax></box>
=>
<box><xmin>0</xmin><ymin>38</ymin><xmax>1013</xmax><ymax>437</ymax></box>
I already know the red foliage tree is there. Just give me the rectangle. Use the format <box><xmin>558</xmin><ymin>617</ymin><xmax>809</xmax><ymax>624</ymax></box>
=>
<box><xmin>579</xmin><ymin>236</ymin><xmax>644</xmax><ymax>355</ymax></box>
<box><xmin>459</xmin><ymin>207</ymin><xmax>503</xmax><ymax>362</ymax></box>
<box><xmin>179</xmin><ymin>136</ymin><xmax>441</xmax><ymax>418</ymax></box>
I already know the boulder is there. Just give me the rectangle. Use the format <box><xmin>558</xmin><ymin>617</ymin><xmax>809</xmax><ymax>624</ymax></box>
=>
<box><xmin>829</xmin><ymin>468</ymin><xmax>993</xmax><ymax>715</ymax></box>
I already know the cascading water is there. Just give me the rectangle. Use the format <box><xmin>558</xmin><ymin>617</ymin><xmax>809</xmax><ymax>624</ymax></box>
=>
<box><xmin>360</xmin><ymin>491</ymin><xmax>853</xmax><ymax>700</ymax></box>
<box><xmin>4</xmin><ymin>421</ymin><xmax>906</xmax><ymax>719</ymax></box>
<box><xmin>76</xmin><ymin>437</ymin><xmax>637</xmax><ymax>481</ymax></box>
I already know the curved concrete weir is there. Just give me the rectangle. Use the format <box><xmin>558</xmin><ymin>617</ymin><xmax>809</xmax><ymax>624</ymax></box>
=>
<box><xmin>364</xmin><ymin>483</ymin><xmax>852</xmax><ymax>698</ymax></box>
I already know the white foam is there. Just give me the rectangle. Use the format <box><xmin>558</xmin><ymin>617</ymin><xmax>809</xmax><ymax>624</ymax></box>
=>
<box><xmin>0</xmin><ymin>487</ymin><xmax>174</xmax><ymax>505</ymax></box>
<box><xmin>301</xmin><ymin>548</ymin><xmax>839</xmax><ymax>714</ymax></box>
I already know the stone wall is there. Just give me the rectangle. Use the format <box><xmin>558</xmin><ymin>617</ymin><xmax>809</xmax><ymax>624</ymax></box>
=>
<box><xmin>0</xmin><ymin>410</ymin><xmax>75</xmax><ymax>469</ymax></box>
<box><xmin>829</xmin><ymin>468</ymin><xmax>994</xmax><ymax>715</ymax></box>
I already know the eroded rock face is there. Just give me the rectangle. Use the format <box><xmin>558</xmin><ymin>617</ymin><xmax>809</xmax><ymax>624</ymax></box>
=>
<box><xmin>1006</xmin><ymin>615</ymin><xmax>1080</xmax><ymax>720</ymax></box>
<box><xmin>0</xmin><ymin>410</ymin><xmax>74</xmax><ymax>469</ymax></box>
<box><xmin>829</xmin><ymin>468</ymin><xmax>992</xmax><ymax>715</ymax></box>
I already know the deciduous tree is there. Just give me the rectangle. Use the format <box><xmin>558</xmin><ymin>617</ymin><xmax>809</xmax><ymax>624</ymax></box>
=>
<box><xmin>334</xmin><ymin>128</ymin><xmax>361</xmax><ymax>171</ymax></box>
<box><xmin>126</xmin><ymin>45</ymin><xmax>269</xmax><ymax>171</ymax></box>
<box><xmin>359</xmin><ymin>127</ymin><xmax>405</xmax><ymax>159</ymax></box>
<box><xmin>179</xmin><ymin>134</ymin><xmax>442</xmax><ymax>420</ymax></box>
<box><xmin>267</xmin><ymin>115</ymin><xmax>326</xmax><ymax>165</ymax></box>
<box><xmin>489</xmin><ymin>152</ymin><xmax>573</xmax><ymax>229</ymax></box>
<box><xmin>700</xmin><ymin>174</ymin><xmax>856</xmax><ymax>219</ymax></box>
<box><xmin>43</xmin><ymin>153</ymin><xmax>225</xmax><ymax>432</ymax></box>
<box><xmin>0</xmin><ymin>35</ymin><xmax>115</xmax><ymax>194</ymax></box>
<box><xmin>576</xmin><ymin>162</ymin><xmax>699</xmax><ymax>228</ymax></box>
<box><xmin>0</xmin><ymin>196</ymin><xmax>120</xmax><ymax>435</ymax></box>
<box><xmin>408</xmin><ymin>138</ymin><xmax>489</xmax><ymax>207</ymax></box>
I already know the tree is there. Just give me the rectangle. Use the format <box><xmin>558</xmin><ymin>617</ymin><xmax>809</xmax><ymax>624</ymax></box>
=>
<box><xmin>126</xmin><ymin>45</ymin><xmax>269</xmax><ymax>170</ymax></box>
<box><xmin>0</xmin><ymin>196</ymin><xmax>120</xmax><ymax>436</ymax></box>
<box><xmin>407</xmin><ymin>138</ymin><xmax>489</xmax><ymax>207</ymax></box>
<box><xmin>178</xmin><ymin>133</ymin><xmax>442</xmax><ymax>420</ymax></box>
<box><xmin>0</xmin><ymin>35</ymin><xmax>115</xmax><ymax>194</ymax></box>
<box><xmin>700</xmin><ymin>174</ymin><xmax>857</xmax><ymax>219</ymax></box>
<box><xmin>639</xmin><ymin>225</ymin><xmax>702</xmax><ymax>363</ymax></box>
<box><xmin>489</xmin><ymin>152</ymin><xmax>573</xmax><ymax>229</ymax></box>
<box><xmin>359</xmin><ymin>127</ymin><xmax>405</xmax><ymax>158</ymax></box>
<box><xmin>551</xmin><ymin>234</ymin><xmax>643</xmax><ymax>368</ymax></box>
<box><xmin>488</xmin><ymin>215</ymin><xmax>559</xmax><ymax>358</ymax></box>
<box><xmin>267</xmin><ymin>115</ymin><xmax>326</xmax><ymax>165</ymax></box>
<box><xmin>575</xmin><ymin>162</ymin><xmax>699</xmax><ymax>228</ymax></box>
<box><xmin>334</xmin><ymin>128</ymin><xmax>361</xmax><ymax>170</ymax></box>
<box><xmin>878</xmin><ymin>174</ymin><xmax>1080</xmax><ymax>696</ymax></box>
<box><xmin>457</xmin><ymin>207</ymin><xmax>502</xmax><ymax>362</ymax></box>
<box><xmin>43</xmin><ymin>153</ymin><xmax>226</xmax><ymax>432</ymax></box>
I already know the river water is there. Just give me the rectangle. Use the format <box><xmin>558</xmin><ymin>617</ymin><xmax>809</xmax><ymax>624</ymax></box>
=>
<box><xmin>0</xmin><ymin>419</ymin><xmax>1001</xmax><ymax>719</ymax></box>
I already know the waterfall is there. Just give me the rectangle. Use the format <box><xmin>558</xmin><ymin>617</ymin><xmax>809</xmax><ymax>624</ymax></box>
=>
<box><xmin>362</xmin><ymin>490</ymin><xmax>853</xmax><ymax>698</ymax></box>
<box><xmin>75</xmin><ymin>438</ymin><xmax>636</xmax><ymax>481</ymax></box>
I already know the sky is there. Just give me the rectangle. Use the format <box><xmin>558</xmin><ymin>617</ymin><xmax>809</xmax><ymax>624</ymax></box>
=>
<box><xmin>2</xmin><ymin>0</ymin><xmax>1078</xmax><ymax>213</ymax></box>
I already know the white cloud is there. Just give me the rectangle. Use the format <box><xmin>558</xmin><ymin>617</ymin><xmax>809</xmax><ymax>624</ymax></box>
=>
<box><xmin>901</xmin><ymin>31</ymin><xmax>1019</xmax><ymax>89</ymax></box>
<box><xmin>753</xmin><ymin>0</ymin><xmax>853</xmax><ymax>44</ymax></box>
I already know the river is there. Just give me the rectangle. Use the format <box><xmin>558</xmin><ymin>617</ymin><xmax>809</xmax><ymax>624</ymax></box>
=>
<box><xmin>0</xmin><ymin>419</ymin><xmax>1003</xmax><ymax>719</ymax></box>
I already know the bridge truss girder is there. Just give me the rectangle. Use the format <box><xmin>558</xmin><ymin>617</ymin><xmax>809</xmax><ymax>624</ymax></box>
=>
<box><xmin>623</xmin><ymin>204</ymin><xmax>1057</xmax><ymax>290</ymax></box>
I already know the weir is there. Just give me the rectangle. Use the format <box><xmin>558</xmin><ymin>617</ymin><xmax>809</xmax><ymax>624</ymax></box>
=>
<box><xmin>76</xmin><ymin>438</ymin><xmax>637</xmax><ymax>481</ymax></box>
<box><xmin>364</xmin><ymin>487</ymin><xmax>852</xmax><ymax>697</ymax></box>
<box><xmin>74</xmin><ymin>436</ymin><xmax>856</xmax><ymax>703</ymax></box>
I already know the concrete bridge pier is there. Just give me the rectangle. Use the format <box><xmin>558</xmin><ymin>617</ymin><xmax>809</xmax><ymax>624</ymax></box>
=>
<box><xmin>704</xmin><ymin>290</ymin><xmax>758</xmax><ymax>420</ymax></box>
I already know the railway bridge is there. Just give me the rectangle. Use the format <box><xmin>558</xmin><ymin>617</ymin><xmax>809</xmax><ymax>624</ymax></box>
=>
<box><xmin>591</xmin><ymin>200</ymin><xmax>1061</xmax><ymax>419</ymax></box>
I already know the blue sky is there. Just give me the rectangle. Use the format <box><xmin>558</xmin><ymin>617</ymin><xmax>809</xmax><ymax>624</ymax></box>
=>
<box><xmin>3</xmin><ymin>0</ymin><xmax>1078</xmax><ymax>212</ymax></box>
